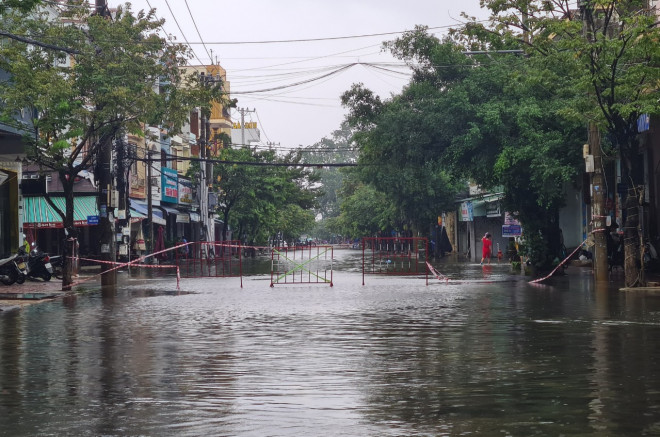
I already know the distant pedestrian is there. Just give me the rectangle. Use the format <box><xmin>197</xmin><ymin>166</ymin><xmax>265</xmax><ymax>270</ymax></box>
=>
<box><xmin>178</xmin><ymin>236</ymin><xmax>189</xmax><ymax>258</ymax></box>
<box><xmin>481</xmin><ymin>232</ymin><xmax>492</xmax><ymax>265</ymax></box>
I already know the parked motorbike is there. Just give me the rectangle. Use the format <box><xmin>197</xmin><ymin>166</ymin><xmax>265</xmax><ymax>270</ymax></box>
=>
<box><xmin>0</xmin><ymin>253</ymin><xmax>26</xmax><ymax>285</ymax></box>
<box><xmin>17</xmin><ymin>243</ymin><xmax>54</xmax><ymax>282</ymax></box>
<box><xmin>50</xmin><ymin>255</ymin><xmax>63</xmax><ymax>280</ymax></box>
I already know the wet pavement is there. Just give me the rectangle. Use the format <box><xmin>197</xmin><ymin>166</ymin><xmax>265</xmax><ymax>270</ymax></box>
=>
<box><xmin>2</xmin><ymin>249</ymin><xmax>660</xmax><ymax>436</ymax></box>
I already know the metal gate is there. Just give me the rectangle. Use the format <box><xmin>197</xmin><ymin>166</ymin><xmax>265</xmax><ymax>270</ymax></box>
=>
<box><xmin>176</xmin><ymin>241</ymin><xmax>243</xmax><ymax>283</ymax></box>
<box><xmin>362</xmin><ymin>237</ymin><xmax>428</xmax><ymax>285</ymax></box>
<box><xmin>270</xmin><ymin>245</ymin><xmax>333</xmax><ymax>287</ymax></box>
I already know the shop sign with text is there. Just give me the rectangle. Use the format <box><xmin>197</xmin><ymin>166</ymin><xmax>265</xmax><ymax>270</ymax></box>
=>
<box><xmin>161</xmin><ymin>167</ymin><xmax>178</xmax><ymax>204</ymax></box>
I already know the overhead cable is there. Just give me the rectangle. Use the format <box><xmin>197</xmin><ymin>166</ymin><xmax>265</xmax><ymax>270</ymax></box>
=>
<box><xmin>162</xmin><ymin>0</ymin><xmax>206</xmax><ymax>66</ymax></box>
<box><xmin>177</xmin><ymin>23</ymin><xmax>485</xmax><ymax>45</ymax></box>
<box><xmin>136</xmin><ymin>154</ymin><xmax>358</xmax><ymax>167</ymax></box>
<box><xmin>232</xmin><ymin>63</ymin><xmax>356</xmax><ymax>95</ymax></box>
<box><xmin>183</xmin><ymin>0</ymin><xmax>212</xmax><ymax>62</ymax></box>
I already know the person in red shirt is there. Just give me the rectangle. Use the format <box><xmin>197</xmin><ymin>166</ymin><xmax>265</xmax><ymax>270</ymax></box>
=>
<box><xmin>481</xmin><ymin>232</ymin><xmax>492</xmax><ymax>265</ymax></box>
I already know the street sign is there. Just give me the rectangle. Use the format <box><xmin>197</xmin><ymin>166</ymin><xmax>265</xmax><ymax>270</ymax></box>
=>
<box><xmin>502</xmin><ymin>225</ymin><xmax>522</xmax><ymax>237</ymax></box>
<box><xmin>87</xmin><ymin>215</ymin><xmax>99</xmax><ymax>225</ymax></box>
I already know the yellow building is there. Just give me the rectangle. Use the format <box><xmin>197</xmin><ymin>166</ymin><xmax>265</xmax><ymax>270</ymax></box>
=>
<box><xmin>180</xmin><ymin>64</ymin><xmax>233</xmax><ymax>158</ymax></box>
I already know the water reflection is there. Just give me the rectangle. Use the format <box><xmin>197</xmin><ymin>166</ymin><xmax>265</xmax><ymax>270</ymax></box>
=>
<box><xmin>1</xmin><ymin>250</ymin><xmax>660</xmax><ymax>435</ymax></box>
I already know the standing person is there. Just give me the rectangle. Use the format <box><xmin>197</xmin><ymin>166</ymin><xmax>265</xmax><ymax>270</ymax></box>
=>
<box><xmin>481</xmin><ymin>232</ymin><xmax>493</xmax><ymax>265</ymax></box>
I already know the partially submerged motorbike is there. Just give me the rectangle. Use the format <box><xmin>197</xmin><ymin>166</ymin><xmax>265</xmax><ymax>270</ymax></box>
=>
<box><xmin>0</xmin><ymin>253</ymin><xmax>26</xmax><ymax>285</ymax></box>
<box><xmin>18</xmin><ymin>243</ymin><xmax>54</xmax><ymax>282</ymax></box>
<box><xmin>50</xmin><ymin>255</ymin><xmax>63</xmax><ymax>280</ymax></box>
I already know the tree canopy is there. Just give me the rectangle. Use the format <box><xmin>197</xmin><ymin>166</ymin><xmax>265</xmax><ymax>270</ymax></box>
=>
<box><xmin>464</xmin><ymin>0</ymin><xmax>660</xmax><ymax>282</ymax></box>
<box><xmin>212</xmin><ymin>147</ymin><xmax>320</xmax><ymax>245</ymax></box>
<box><xmin>0</xmin><ymin>3</ymin><xmax>226</xmax><ymax>286</ymax></box>
<box><xmin>340</xmin><ymin>27</ymin><xmax>585</xmax><ymax>268</ymax></box>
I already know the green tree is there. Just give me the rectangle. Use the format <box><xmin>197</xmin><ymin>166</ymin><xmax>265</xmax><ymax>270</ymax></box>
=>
<box><xmin>213</xmin><ymin>147</ymin><xmax>320</xmax><ymax>246</ymax></box>
<box><xmin>447</xmin><ymin>52</ymin><xmax>584</xmax><ymax>269</ymax></box>
<box><xmin>0</xmin><ymin>4</ymin><xmax>226</xmax><ymax>288</ymax></box>
<box><xmin>342</xmin><ymin>28</ymin><xmax>584</xmax><ymax>270</ymax></box>
<box><xmin>469</xmin><ymin>0</ymin><xmax>660</xmax><ymax>284</ymax></box>
<box><xmin>301</xmin><ymin>122</ymin><xmax>357</xmax><ymax>221</ymax></box>
<box><xmin>329</xmin><ymin>170</ymin><xmax>398</xmax><ymax>239</ymax></box>
<box><xmin>0</xmin><ymin>0</ymin><xmax>42</xmax><ymax>15</ymax></box>
<box><xmin>341</xmin><ymin>80</ymin><xmax>462</xmax><ymax>236</ymax></box>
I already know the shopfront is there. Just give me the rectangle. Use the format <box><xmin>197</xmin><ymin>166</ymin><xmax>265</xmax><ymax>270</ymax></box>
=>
<box><xmin>22</xmin><ymin>195</ymin><xmax>99</xmax><ymax>256</ymax></box>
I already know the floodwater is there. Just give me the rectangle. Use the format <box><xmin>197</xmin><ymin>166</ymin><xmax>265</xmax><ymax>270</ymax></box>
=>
<box><xmin>1</xmin><ymin>249</ymin><xmax>660</xmax><ymax>436</ymax></box>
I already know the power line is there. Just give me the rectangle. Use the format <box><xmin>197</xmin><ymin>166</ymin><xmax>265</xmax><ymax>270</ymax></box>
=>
<box><xmin>0</xmin><ymin>30</ymin><xmax>80</xmax><ymax>54</ymax></box>
<box><xmin>254</xmin><ymin>109</ymin><xmax>272</xmax><ymax>144</ymax></box>
<box><xmin>232</xmin><ymin>63</ymin><xmax>356</xmax><ymax>95</ymax></box>
<box><xmin>161</xmin><ymin>0</ymin><xmax>206</xmax><ymax>66</ymax></box>
<box><xmin>136</xmin><ymin>153</ymin><xmax>358</xmax><ymax>167</ymax></box>
<box><xmin>170</xmin><ymin>23</ymin><xmax>485</xmax><ymax>45</ymax></box>
<box><xmin>143</xmin><ymin>0</ymin><xmax>204</xmax><ymax>74</ymax></box>
<box><xmin>183</xmin><ymin>0</ymin><xmax>212</xmax><ymax>63</ymax></box>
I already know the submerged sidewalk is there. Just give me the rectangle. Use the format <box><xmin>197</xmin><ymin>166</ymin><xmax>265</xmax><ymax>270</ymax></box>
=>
<box><xmin>0</xmin><ymin>269</ymin><xmax>102</xmax><ymax>311</ymax></box>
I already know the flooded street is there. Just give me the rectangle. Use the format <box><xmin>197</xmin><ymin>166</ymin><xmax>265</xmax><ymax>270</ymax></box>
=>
<box><xmin>2</xmin><ymin>249</ymin><xmax>660</xmax><ymax>436</ymax></box>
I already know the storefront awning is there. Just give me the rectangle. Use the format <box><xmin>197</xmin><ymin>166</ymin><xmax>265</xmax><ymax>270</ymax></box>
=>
<box><xmin>23</xmin><ymin>196</ymin><xmax>98</xmax><ymax>229</ymax></box>
<box><xmin>159</xmin><ymin>204</ymin><xmax>178</xmax><ymax>215</ymax></box>
<box><xmin>159</xmin><ymin>204</ymin><xmax>191</xmax><ymax>223</ymax></box>
<box><xmin>130</xmin><ymin>208</ymin><xmax>146</xmax><ymax>219</ymax></box>
<box><xmin>176</xmin><ymin>212</ymin><xmax>190</xmax><ymax>223</ymax></box>
<box><xmin>130</xmin><ymin>199</ymin><xmax>166</xmax><ymax>226</ymax></box>
<box><xmin>129</xmin><ymin>208</ymin><xmax>146</xmax><ymax>223</ymax></box>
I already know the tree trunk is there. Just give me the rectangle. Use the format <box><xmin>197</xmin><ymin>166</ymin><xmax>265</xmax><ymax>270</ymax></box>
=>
<box><xmin>623</xmin><ymin>186</ymin><xmax>643</xmax><ymax>287</ymax></box>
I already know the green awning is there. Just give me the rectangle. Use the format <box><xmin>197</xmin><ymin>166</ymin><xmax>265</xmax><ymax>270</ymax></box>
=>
<box><xmin>130</xmin><ymin>208</ymin><xmax>146</xmax><ymax>219</ymax></box>
<box><xmin>23</xmin><ymin>196</ymin><xmax>98</xmax><ymax>229</ymax></box>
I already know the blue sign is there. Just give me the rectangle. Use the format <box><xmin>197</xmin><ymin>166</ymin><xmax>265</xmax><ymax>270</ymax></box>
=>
<box><xmin>502</xmin><ymin>225</ymin><xmax>522</xmax><ymax>237</ymax></box>
<box><xmin>637</xmin><ymin>113</ymin><xmax>650</xmax><ymax>133</ymax></box>
<box><xmin>161</xmin><ymin>167</ymin><xmax>178</xmax><ymax>204</ymax></box>
<box><xmin>87</xmin><ymin>215</ymin><xmax>99</xmax><ymax>225</ymax></box>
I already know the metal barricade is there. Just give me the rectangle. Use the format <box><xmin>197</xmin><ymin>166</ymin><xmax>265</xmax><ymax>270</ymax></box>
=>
<box><xmin>270</xmin><ymin>245</ymin><xmax>333</xmax><ymax>287</ymax></box>
<box><xmin>362</xmin><ymin>237</ymin><xmax>428</xmax><ymax>285</ymax></box>
<box><xmin>177</xmin><ymin>241</ymin><xmax>242</xmax><ymax>283</ymax></box>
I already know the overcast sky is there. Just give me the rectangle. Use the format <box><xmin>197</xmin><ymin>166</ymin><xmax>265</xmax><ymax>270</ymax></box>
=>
<box><xmin>107</xmin><ymin>0</ymin><xmax>490</xmax><ymax>151</ymax></box>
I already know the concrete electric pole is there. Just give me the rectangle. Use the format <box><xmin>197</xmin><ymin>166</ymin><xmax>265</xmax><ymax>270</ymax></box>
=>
<box><xmin>95</xmin><ymin>0</ymin><xmax>117</xmax><ymax>294</ymax></box>
<box><xmin>199</xmin><ymin>71</ymin><xmax>224</xmax><ymax>253</ymax></box>
<box><xmin>236</xmin><ymin>107</ymin><xmax>255</xmax><ymax>147</ymax></box>
<box><xmin>589</xmin><ymin>123</ymin><xmax>608</xmax><ymax>282</ymax></box>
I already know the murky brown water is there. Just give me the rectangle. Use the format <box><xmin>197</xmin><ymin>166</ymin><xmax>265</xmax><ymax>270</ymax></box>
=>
<box><xmin>1</xmin><ymin>250</ymin><xmax>660</xmax><ymax>436</ymax></box>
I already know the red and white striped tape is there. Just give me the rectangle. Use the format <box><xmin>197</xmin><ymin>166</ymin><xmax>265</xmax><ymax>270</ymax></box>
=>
<box><xmin>426</xmin><ymin>261</ymin><xmax>449</xmax><ymax>282</ymax></box>
<box><xmin>62</xmin><ymin>244</ymin><xmax>187</xmax><ymax>290</ymax></box>
<box><xmin>529</xmin><ymin>227</ymin><xmax>606</xmax><ymax>284</ymax></box>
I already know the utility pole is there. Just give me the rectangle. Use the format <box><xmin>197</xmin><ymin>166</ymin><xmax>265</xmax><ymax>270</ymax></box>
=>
<box><xmin>199</xmin><ymin>71</ymin><xmax>222</xmax><ymax>252</ymax></box>
<box><xmin>94</xmin><ymin>0</ymin><xmax>116</xmax><ymax>294</ymax></box>
<box><xmin>98</xmin><ymin>137</ymin><xmax>117</xmax><ymax>293</ymax></box>
<box><xmin>116</xmin><ymin>140</ymin><xmax>130</xmax><ymax>267</ymax></box>
<box><xmin>199</xmin><ymin>104</ymin><xmax>209</xmax><ymax>251</ymax></box>
<box><xmin>589</xmin><ymin>123</ymin><xmax>608</xmax><ymax>282</ymax></box>
<box><xmin>147</xmin><ymin>146</ymin><xmax>153</xmax><ymax>262</ymax></box>
<box><xmin>236</xmin><ymin>107</ymin><xmax>255</xmax><ymax>147</ymax></box>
